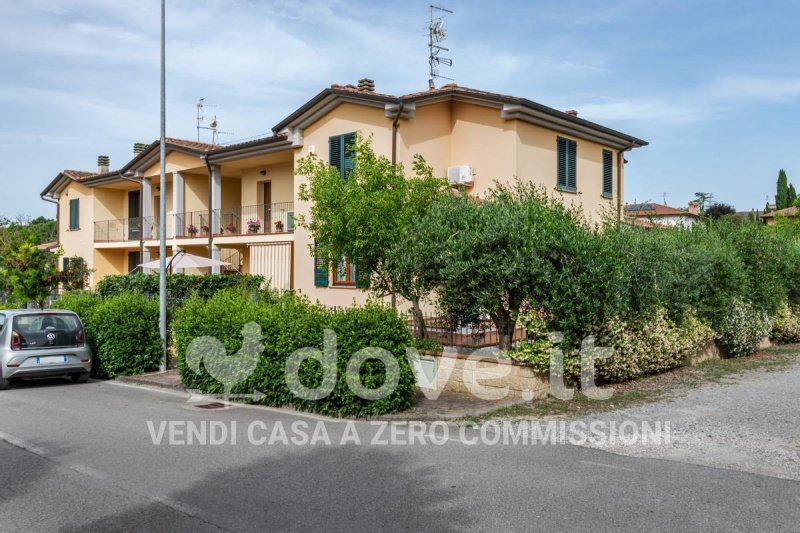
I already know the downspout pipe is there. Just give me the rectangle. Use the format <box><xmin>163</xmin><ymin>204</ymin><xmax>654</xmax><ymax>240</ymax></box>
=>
<box><xmin>40</xmin><ymin>194</ymin><xmax>59</xmax><ymax>247</ymax></box>
<box><xmin>617</xmin><ymin>143</ymin><xmax>637</xmax><ymax>221</ymax></box>
<box><xmin>391</xmin><ymin>97</ymin><xmax>405</xmax><ymax>165</ymax></box>
<box><xmin>203</xmin><ymin>155</ymin><xmax>214</xmax><ymax>264</ymax></box>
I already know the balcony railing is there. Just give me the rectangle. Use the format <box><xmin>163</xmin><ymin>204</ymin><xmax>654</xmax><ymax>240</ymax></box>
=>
<box><xmin>94</xmin><ymin>216</ymin><xmax>171</xmax><ymax>242</ymax></box>
<box><xmin>212</xmin><ymin>202</ymin><xmax>294</xmax><ymax>236</ymax></box>
<box><xmin>94</xmin><ymin>203</ymin><xmax>293</xmax><ymax>243</ymax></box>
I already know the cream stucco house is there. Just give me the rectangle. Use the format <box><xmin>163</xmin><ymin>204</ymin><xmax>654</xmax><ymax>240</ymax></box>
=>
<box><xmin>41</xmin><ymin>80</ymin><xmax>647</xmax><ymax>308</ymax></box>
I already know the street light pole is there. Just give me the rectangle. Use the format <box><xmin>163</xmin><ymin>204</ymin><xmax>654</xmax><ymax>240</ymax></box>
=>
<box><xmin>158</xmin><ymin>0</ymin><xmax>167</xmax><ymax>371</ymax></box>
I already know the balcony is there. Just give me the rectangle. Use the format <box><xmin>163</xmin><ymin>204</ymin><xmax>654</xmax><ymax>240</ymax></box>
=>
<box><xmin>211</xmin><ymin>202</ymin><xmax>294</xmax><ymax>237</ymax></box>
<box><xmin>94</xmin><ymin>216</ymin><xmax>169</xmax><ymax>243</ymax></box>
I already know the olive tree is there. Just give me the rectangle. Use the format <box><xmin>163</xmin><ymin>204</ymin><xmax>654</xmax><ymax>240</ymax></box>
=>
<box><xmin>427</xmin><ymin>181</ymin><xmax>589</xmax><ymax>350</ymax></box>
<box><xmin>296</xmin><ymin>135</ymin><xmax>448</xmax><ymax>337</ymax></box>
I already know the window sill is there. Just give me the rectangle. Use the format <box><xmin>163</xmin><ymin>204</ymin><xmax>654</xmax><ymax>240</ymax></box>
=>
<box><xmin>555</xmin><ymin>186</ymin><xmax>577</xmax><ymax>194</ymax></box>
<box><xmin>67</xmin><ymin>228</ymin><xmax>81</xmax><ymax>231</ymax></box>
<box><xmin>601</xmin><ymin>193</ymin><xmax>613</xmax><ymax>200</ymax></box>
<box><xmin>330</xmin><ymin>284</ymin><xmax>358</xmax><ymax>289</ymax></box>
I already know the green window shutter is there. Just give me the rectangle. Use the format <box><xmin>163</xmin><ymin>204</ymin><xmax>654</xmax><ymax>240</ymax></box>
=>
<box><xmin>69</xmin><ymin>198</ymin><xmax>80</xmax><ymax>230</ymax></box>
<box><xmin>557</xmin><ymin>137</ymin><xmax>567</xmax><ymax>188</ymax></box>
<box><xmin>328</xmin><ymin>133</ymin><xmax>356</xmax><ymax>179</ymax></box>
<box><xmin>313</xmin><ymin>240</ymin><xmax>329</xmax><ymax>287</ymax></box>
<box><xmin>342</xmin><ymin>132</ymin><xmax>356</xmax><ymax>178</ymax></box>
<box><xmin>287</xmin><ymin>211</ymin><xmax>294</xmax><ymax>231</ymax></box>
<box><xmin>567</xmin><ymin>139</ymin><xmax>577</xmax><ymax>190</ymax></box>
<box><xmin>354</xmin><ymin>262</ymin><xmax>370</xmax><ymax>289</ymax></box>
<box><xmin>602</xmin><ymin>150</ymin><xmax>613</xmax><ymax>197</ymax></box>
<box><xmin>62</xmin><ymin>257</ymin><xmax>70</xmax><ymax>271</ymax></box>
<box><xmin>329</xmin><ymin>136</ymin><xmax>343</xmax><ymax>177</ymax></box>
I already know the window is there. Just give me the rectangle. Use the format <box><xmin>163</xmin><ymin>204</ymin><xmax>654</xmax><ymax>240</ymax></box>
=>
<box><xmin>62</xmin><ymin>257</ymin><xmax>70</xmax><ymax>272</ymax></box>
<box><xmin>69</xmin><ymin>198</ymin><xmax>80</xmax><ymax>230</ymax></box>
<box><xmin>329</xmin><ymin>133</ymin><xmax>356</xmax><ymax>179</ymax></box>
<box><xmin>557</xmin><ymin>137</ymin><xmax>577</xmax><ymax>192</ymax></box>
<box><xmin>314</xmin><ymin>240</ymin><xmax>329</xmax><ymax>287</ymax></box>
<box><xmin>334</xmin><ymin>257</ymin><xmax>357</xmax><ymax>286</ymax></box>
<box><xmin>127</xmin><ymin>251</ymin><xmax>142</xmax><ymax>274</ymax></box>
<box><xmin>602</xmin><ymin>150</ymin><xmax>613</xmax><ymax>198</ymax></box>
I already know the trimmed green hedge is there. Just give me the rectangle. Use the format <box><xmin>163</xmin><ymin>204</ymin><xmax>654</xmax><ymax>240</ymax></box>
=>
<box><xmin>174</xmin><ymin>290</ymin><xmax>416</xmax><ymax>417</ymax></box>
<box><xmin>53</xmin><ymin>292</ymin><xmax>161</xmax><ymax>378</ymax></box>
<box><xmin>96</xmin><ymin>273</ymin><xmax>265</xmax><ymax>301</ymax></box>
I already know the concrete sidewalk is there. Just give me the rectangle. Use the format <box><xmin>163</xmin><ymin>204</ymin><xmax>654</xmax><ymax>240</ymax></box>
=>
<box><xmin>115</xmin><ymin>369</ymin><xmax>521</xmax><ymax>420</ymax></box>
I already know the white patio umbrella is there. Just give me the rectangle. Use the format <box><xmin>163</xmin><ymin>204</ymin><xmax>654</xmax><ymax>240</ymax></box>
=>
<box><xmin>139</xmin><ymin>251</ymin><xmax>231</xmax><ymax>271</ymax></box>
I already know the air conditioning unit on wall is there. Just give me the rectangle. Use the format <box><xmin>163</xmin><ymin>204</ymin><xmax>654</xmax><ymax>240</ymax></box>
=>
<box><xmin>447</xmin><ymin>165</ymin><xmax>474</xmax><ymax>186</ymax></box>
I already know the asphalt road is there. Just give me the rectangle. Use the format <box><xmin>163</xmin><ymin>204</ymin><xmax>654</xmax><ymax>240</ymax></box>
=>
<box><xmin>0</xmin><ymin>379</ymin><xmax>798</xmax><ymax>532</ymax></box>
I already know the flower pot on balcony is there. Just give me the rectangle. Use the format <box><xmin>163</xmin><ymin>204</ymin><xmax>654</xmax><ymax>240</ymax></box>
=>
<box><xmin>247</xmin><ymin>225</ymin><xmax>261</xmax><ymax>234</ymax></box>
<box><xmin>274</xmin><ymin>221</ymin><xmax>284</xmax><ymax>233</ymax></box>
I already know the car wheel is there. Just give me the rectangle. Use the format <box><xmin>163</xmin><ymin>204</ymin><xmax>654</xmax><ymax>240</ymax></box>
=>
<box><xmin>71</xmin><ymin>373</ymin><xmax>90</xmax><ymax>384</ymax></box>
<box><xmin>0</xmin><ymin>375</ymin><xmax>10</xmax><ymax>390</ymax></box>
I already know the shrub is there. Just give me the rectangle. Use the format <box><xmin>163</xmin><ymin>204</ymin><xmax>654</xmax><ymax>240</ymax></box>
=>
<box><xmin>51</xmin><ymin>291</ymin><xmax>103</xmax><ymax>358</ymax></box>
<box><xmin>89</xmin><ymin>294</ymin><xmax>163</xmax><ymax>378</ymax></box>
<box><xmin>717</xmin><ymin>298</ymin><xmax>772</xmax><ymax>357</ymax></box>
<box><xmin>96</xmin><ymin>273</ymin><xmax>265</xmax><ymax>301</ymax></box>
<box><xmin>174</xmin><ymin>291</ymin><xmax>416</xmax><ymax>417</ymax></box>
<box><xmin>506</xmin><ymin>308</ymin><xmax>716</xmax><ymax>384</ymax></box>
<box><xmin>771</xmin><ymin>304</ymin><xmax>800</xmax><ymax>344</ymax></box>
<box><xmin>593</xmin><ymin>309</ymin><xmax>716</xmax><ymax>382</ymax></box>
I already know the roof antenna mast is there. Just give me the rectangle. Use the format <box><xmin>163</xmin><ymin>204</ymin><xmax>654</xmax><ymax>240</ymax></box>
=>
<box><xmin>428</xmin><ymin>5</ymin><xmax>453</xmax><ymax>89</ymax></box>
<box><xmin>196</xmin><ymin>98</ymin><xmax>233</xmax><ymax>144</ymax></box>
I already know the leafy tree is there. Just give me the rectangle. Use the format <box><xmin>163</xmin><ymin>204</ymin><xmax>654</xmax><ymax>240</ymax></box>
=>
<box><xmin>776</xmin><ymin>169</ymin><xmax>789</xmax><ymax>209</ymax></box>
<box><xmin>426</xmin><ymin>181</ymin><xmax>592</xmax><ymax>350</ymax></box>
<box><xmin>705</xmin><ymin>202</ymin><xmax>736</xmax><ymax>219</ymax></box>
<box><xmin>296</xmin><ymin>135</ymin><xmax>448</xmax><ymax>337</ymax></box>
<box><xmin>0</xmin><ymin>242</ymin><xmax>60</xmax><ymax>308</ymax></box>
<box><xmin>61</xmin><ymin>256</ymin><xmax>92</xmax><ymax>290</ymax></box>
<box><xmin>694</xmin><ymin>192</ymin><xmax>714</xmax><ymax>213</ymax></box>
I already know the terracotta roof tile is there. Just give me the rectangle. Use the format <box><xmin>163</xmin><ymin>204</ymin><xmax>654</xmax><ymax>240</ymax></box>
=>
<box><xmin>624</xmin><ymin>202</ymin><xmax>699</xmax><ymax>218</ymax></box>
<box><xmin>761</xmin><ymin>206</ymin><xmax>797</xmax><ymax>218</ymax></box>
<box><xmin>62</xmin><ymin>169</ymin><xmax>97</xmax><ymax>181</ymax></box>
<box><xmin>164</xmin><ymin>137</ymin><xmax>220</xmax><ymax>152</ymax></box>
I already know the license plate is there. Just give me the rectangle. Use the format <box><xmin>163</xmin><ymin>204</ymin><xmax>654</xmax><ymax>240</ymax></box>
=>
<box><xmin>35</xmin><ymin>355</ymin><xmax>69</xmax><ymax>365</ymax></box>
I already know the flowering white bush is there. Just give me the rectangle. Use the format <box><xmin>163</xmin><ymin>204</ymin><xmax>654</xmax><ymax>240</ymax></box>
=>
<box><xmin>717</xmin><ymin>298</ymin><xmax>772</xmax><ymax>357</ymax></box>
<box><xmin>594</xmin><ymin>308</ymin><xmax>717</xmax><ymax>382</ymax></box>
<box><xmin>506</xmin><ymin>308</ymin><xmax>717</xmax><ymax>384</ymax></box>
<box><xmin>770</xmin><ymin>304</ymin><xmax>800</xmax><ymax>344</ymax></box>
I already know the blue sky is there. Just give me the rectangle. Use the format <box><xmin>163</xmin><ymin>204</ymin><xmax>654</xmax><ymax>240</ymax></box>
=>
<box><xmin>1</xmin><ymin>0</ymin><xmax>798</xmax><ymax>218</ymax></box>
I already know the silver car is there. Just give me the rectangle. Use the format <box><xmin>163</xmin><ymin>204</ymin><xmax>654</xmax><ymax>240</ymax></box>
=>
<box><xmin>0</xmin><ymin>310</ymin><xmax>92</xmax><ymax>390</ymax></box>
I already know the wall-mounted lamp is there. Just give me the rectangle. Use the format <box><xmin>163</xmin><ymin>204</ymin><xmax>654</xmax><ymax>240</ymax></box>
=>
<box><xmin>259</xmin><ymin>169</ymin><xmax>267</xmax><ymax>176</ymax></box>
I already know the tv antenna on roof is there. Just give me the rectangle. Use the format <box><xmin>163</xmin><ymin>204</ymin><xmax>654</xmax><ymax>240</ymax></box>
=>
<box><xmin>428</xmin><ymin>5</ymin><xmax>454</xmax><ymax>89</ymax></box>
<box><xmin>196</xmin><ymin>98</ymin><xmax>233</xmax><ymax>144</ymax></box>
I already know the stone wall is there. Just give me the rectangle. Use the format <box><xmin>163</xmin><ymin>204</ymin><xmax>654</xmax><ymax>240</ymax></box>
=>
<box><xmin>418</xmin><ymin>349</ymin><xmax>549</xmax><ymax>401</ymax></box>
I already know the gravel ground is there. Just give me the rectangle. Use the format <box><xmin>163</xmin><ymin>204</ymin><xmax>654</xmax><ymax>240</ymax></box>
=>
<box><xmin>580</xmin><ymin>362</ymin><xmax>800</xmax><ymax>480</ymax></box>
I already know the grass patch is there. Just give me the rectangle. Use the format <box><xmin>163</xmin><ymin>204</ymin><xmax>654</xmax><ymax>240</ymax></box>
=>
<box><xmin>472</xmin><ymin>344</ymin><xmax>800</xmax><ymax>422</ymax></box>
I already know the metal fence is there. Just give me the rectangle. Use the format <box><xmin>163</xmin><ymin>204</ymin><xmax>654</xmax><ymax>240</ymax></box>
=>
<box><xmin>407</xmin><ymin>311</ymin><xmax>526</xmax><ymax>349</ymax></box>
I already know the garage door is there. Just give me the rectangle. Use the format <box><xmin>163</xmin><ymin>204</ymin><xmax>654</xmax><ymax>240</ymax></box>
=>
<box><xmin>248</xmin><ymin>242</ymin><xmax>293</xmax><ymax>291</ymax></box>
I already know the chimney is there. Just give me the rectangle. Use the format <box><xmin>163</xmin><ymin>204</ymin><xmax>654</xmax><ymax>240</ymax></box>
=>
<box><xmin>688</xmin><ymin>201</ymin><xmax>699</xmax><ymax>215</ymax></box>
<box><xmin>97</xmin><ymin>155</ymin><xmax>110</xmax><ymax>174</ymax></box>
<box><xmin>357</xmin><ymin>78</ymin><xmax>375</xmax><ymax>92</ymax></box>
<box><xmin>133</xmin><ymin>142</ymin><xmax>148</xmax><ymax>155</ymax></box>
<box><xmin>565</xmin><ymin>110</ymin><xmax>578</xmax><ymax>117</ymax></box>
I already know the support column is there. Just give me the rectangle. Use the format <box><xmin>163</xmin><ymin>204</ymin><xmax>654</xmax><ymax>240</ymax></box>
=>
<box><xmin>172</xmin><ymin>171</ymin><xmax>184</xmax><ymax>237</ymax></box>
<box><xmin>141</xmin><ymin>176</ymin><xmax>152</xmax><ymax>273</ymax></box>
<box><xmin>210</xmin><ymin>166</ymin><xmax>222</xmax><ymax>274</ymax></box>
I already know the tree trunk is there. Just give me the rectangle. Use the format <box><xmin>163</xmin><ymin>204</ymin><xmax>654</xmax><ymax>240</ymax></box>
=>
<box><xmin>492</xmin><ymin>309</ymin><xmax>516</xmax><ymax>351</ymax></box>
<box><xmin>411</xmin><ymin>300</ymin><xmax>427</xmax><ymax>339</ymax></box>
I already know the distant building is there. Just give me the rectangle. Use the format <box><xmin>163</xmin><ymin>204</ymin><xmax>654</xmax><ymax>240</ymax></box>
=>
<box><xmin>624</xmin><ymin>201</ymin><xmax>700</xmax><ymax>228</ymax></box>
<box><xmin>761</xmin><ymin>206</ymin><xmax>797</xmax><ymax>226</ymax></box>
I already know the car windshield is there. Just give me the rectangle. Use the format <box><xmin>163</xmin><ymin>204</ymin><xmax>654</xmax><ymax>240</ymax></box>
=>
<box><xmin>12</xmin><ymin>314</ymin><xmax>83</xmax><ymax>349</ymax></box>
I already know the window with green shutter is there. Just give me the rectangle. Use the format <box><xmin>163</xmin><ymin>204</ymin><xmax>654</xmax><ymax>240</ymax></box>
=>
<box><xmin>69</xmin><ymin>198</ymin><xmax>80</xmax><ymax>230</ymax></box>
<box><xmin>313</xmin><ymin>240</ymin><xmax>329</xmax><ymax>287</ymax></box>
<box><xmin>329</xmin><ymin>133</ymin><xmax>356</xmax><ymax>179</ymax></box>
<box><xmin>62</xmin><ymin>257</ymin><xmax>70</xmax><ymax>271</ymax></box>
<box><xmin>557</xmin><ymin>137</ymin><xmax>577</xmax><ymax>192</ymax></box>
<box><xmin>602</xmin><ymin>149</ymin><xmax>613</xmax><ymax>198</ymax></box>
